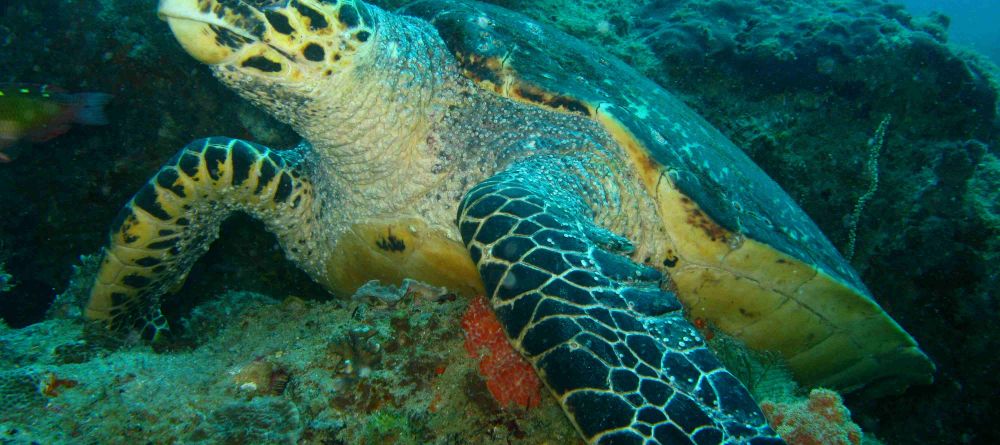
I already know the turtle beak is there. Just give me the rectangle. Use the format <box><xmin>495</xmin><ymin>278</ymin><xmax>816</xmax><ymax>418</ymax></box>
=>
<box><xmin>158</xmin><ymin>0</ymin><xmax>262</xmax><ymax>65</ymax></box>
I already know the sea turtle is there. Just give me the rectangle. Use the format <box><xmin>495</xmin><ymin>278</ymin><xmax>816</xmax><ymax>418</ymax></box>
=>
<box><xmin>86</xmin><ymin>0</ymin><xmax>934</xmax><ymax>443</ymax></box>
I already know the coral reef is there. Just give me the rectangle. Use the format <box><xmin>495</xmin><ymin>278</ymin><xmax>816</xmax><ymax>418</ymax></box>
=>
<box><xmin>967</xmin><ymin>152</ymin><xmax>1000</xmax><ymax>248</ymax></box>
<box><xmin>0</xmin><ymin>284</ymin><xmax>579</xmax><ymax>444</ymax></box>
<box><xmin>0</xmin><ymin>0</ymin><xmax>305</xmax><ymax>327</ymax></box>
<box><xmin>198</xmin><ymin>397</ymin><xmax>303</xmax><ymax>444</ymax></box>
<box><xmin>761</xmin><ymin>389</ymin><xmax>863</xmax><ymax>445</ymax></box>
<box><xmin>461</xmin><ymin>295</ymin><xmax>542</xmax><ymax>409</ymax></box>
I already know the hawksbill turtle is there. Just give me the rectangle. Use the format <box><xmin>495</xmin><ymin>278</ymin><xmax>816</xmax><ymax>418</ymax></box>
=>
<box><xmin>86</xmin><ymin>0</ymin><xmax>934</xmax><ymax>443</ymax></box>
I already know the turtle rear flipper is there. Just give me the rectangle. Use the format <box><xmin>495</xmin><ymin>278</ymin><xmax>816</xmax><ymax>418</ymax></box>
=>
<box><xmin>458</xmin><ymin>154</ymin><xmax>783</xmax><ymax>444</ymax></box>
<box><xmin>86</xmin><ymin>137</ymin><xmax>315</xmax><ymax>342</ymax></box>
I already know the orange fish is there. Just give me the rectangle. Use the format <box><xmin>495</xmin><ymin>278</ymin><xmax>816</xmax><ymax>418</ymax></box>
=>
<box><xmin>0</xmin><ymin>84</ymin><xmax>111</xmax><ymax>162</ymax></box>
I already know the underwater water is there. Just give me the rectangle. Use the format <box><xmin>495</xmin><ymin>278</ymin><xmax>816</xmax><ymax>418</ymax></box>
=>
<box><xmin>0</xmin><ymin>0</ymin><xmax>997</xmax><ymax>444</ymax></box>
<box><xmin>894</xmin><ymin>0</ymin><xmax>1000</xmax><ymax>64</ymax></box>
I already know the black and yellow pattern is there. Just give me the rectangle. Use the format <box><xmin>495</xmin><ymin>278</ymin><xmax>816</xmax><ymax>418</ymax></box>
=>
<box><xmin>86</xmin><ymin>137</ymin><xmax>313</xmax><ymax>341</ymax></box>
<box><xmin>85</xmin><ymin>0</ymin><xmax>934</xmax><ymax>443</ymax></box>
<box><xmin>158</xmin><ymin>0</ymin><xmax>376</xmax><ymax>76</ymax></box>
<box><xmin>457</xmin><ymin>154</ymin><xmax>782</xmax><ymax>444</ymax></box>
<box><xmin>403</xmin><ymin>0</ymin><xmax>933</xmax><ymax>396</ymax></box>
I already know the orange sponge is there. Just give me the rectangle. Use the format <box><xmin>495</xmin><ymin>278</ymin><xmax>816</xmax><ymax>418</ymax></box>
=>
<box><xmin>461</xmin><ymin>296</ymin><xmax>542</xmax><ymax>409</ymax></box>
<box><xmin>761</xmin><ymin>388</ymin><xmax>863</xmax><ymax>445</ymax></box>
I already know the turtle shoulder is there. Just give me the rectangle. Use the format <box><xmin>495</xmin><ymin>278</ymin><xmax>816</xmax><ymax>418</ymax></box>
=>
<box><xmin>401</xmin><ymin>0</ymin><xmax>933</xmax><ymax>394</ymax></box>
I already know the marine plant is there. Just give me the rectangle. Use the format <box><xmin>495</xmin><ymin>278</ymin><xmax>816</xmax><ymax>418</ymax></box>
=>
<box><xmin>359</xmin><ymin>407</ymin><xmax>423</xmax><ymax>445</ymax></box>
<box><xmin>845</xmin><ymin>114</ymin><xmax>892</xmax><ymax>260</ymax></box>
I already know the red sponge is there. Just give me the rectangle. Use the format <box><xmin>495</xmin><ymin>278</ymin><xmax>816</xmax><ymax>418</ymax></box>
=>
<box><xmin>461</xmin><ymin>296</ymin><xmax>542</xmax><ymax>409</ymax></box>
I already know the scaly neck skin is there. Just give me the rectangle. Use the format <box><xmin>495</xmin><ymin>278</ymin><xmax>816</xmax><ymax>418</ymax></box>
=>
<box><xmin>292</xmin><ymin>7</ymin><xmax>470</xmax><ymax>213</ymax></box>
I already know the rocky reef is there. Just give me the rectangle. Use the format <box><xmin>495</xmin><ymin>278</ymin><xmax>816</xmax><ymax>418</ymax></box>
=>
<box><xmin>0</xmin><ymin>0</ymin><xmax>997</xmax><ymax>443</ymax></box>
<box><xmin>1</xmin><ymin>283</ymin><xmax>578</xmax><ymax>444</ymax></box>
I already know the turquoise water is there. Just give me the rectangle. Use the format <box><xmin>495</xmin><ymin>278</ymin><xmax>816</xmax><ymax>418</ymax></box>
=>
<box><xmin>895</xmin><ymin>0</ymin><xmax>1000</xmax><ymax>64</ymax></box>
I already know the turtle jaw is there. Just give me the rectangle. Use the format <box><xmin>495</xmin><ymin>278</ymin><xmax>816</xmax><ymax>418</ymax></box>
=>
<box><xmin>158</xmin><ymin>0</ymin><xmax>267</xmax><ymax>65</ymax></box>
<box><xmin>158</xmin><ymin>0</ymin><xmax>376</xmax><ymax>82</ymax></box>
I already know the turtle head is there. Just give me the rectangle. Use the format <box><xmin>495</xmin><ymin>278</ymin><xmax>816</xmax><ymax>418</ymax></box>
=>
<box><xmin>160</xmin><ymin>0</ymin><xmax>459</xmax><ymax>157</ymax></box>
<box><xmin>158</xmin><ymin>0</ymin><xmax>376</xmax><ymax>107</ymax></box>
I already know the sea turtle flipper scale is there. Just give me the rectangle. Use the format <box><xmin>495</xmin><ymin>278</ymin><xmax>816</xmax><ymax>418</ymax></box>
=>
<box><xmin>458</xmin><ymin>154</ymin><xmax>782</xmax><ymax>444</ymax></box>
<box><xmin>85</xmin><ymin>137</ymin><xmax>315</xmax><ymax>341</ymax></box>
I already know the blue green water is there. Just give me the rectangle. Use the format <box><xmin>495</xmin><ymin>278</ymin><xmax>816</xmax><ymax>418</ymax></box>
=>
<box><xmin>895</xmin><ymin>0</ymin><xmax>1000</xmax><ymax>64</ymax></box>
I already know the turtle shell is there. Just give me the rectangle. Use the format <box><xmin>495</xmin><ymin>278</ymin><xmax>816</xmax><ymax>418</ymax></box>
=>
<box><xmin>401</xmin><ymin>0</ymin><xmax>933</xmax><ymax>395</ymax></box>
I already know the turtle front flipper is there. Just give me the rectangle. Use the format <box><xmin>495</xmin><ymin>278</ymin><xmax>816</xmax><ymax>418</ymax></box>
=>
<box><xmin>458</xmin><ymin>154</ymin><xmax>783</xmax><ymax>445</ymax></box>
<box><xmin>86</xmin><ymin>137</ymin><xmax>314</xmax><ymax>342</ymax></box>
